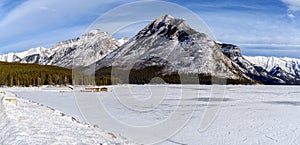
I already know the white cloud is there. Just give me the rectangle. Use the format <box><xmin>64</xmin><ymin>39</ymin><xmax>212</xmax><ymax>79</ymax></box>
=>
<box><xmin>288</xmin><ymin>13</ymin><xmax>295</xmax><ymax>18</ymax></box>
<box><xmin>240</xmin><ymin>44</ymin><xmax>300</xmax><ymax>58</ymax></box>
<box><xmin>202</xmin><ymin>4</ymin><xmax>300</xmax><ymax>57</ymax></box>
<box><xmin>0</xmin><ymin>24</ymin><xmax>87</xmax><ymax>52</ymax></box>
<box><xmin>39</xmin><ymin>6</ymin><xmax>56</xmax><ymax>11</ymax></box>
<box><xmin>0</xmin><ymin>0</ymin><xmax>127</xmax><ymax>52</ymax></box>
<box><xmin>238</xmin><ymin>43</ymin><xmax>300</xmax><ymax>47</ymax></box>
<box><xmin>281</xmin><ymin>0</ymin><xmax>300</xmax><ymax>11</ymax></box>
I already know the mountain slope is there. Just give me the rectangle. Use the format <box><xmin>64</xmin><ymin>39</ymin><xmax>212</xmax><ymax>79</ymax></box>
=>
<box><xmin>0</xmin><ymin>30</ymin><xmax>119</xmax><ymax>68</ymax></box>
<box><xmin>95</xmin><ymin>14</ymin><xmax>255</xmax><ymax>84</ymax></box>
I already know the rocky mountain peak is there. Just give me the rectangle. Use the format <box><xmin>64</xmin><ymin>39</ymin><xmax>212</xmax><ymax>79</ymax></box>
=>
<box><xmin>82</xmin><ymin>29</ymin><xmax>108</xmax><ymax>37</ymax></box>
<box><xmin>136</xmin><ymin>14</ymin><xmax>198</xmax><ymax>41</ymax></box>
<box><xmin>154</xmin><ymin>14</ymin><xmax>191</xmax><ymax>30</ymax></box>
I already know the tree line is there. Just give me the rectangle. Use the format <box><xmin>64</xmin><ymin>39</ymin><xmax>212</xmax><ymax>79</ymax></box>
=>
<box><xmin>0</xmin><ymin>62</ymin><xmax>253</xmax><ymax>87</ymax></box>
<box><xmin>95</xmin><ymin>66</ymin><xmax>253</xmax><ymax>85</ymax></box>
<box><xmin>0</xmin><ymin>62</ymin><xmax>72</xmax><ymax>87</ymax></box>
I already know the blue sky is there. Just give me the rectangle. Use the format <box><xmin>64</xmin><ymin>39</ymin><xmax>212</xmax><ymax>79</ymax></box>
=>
<box><xmin>0</xmin><ymin>0</ymin><xmax>299</xmax><ymax>58</ymax></box>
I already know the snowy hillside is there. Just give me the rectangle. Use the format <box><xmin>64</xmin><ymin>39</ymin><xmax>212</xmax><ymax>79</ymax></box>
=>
<box><xmin>245</xmin><ymin>56</ymin><xmax>300</xmax><ymax>78</ymax></box>
<box><xmin>0</xmin><ymin>29</ymin><xmax>119</xmax><ymax>68</ymax></box>
<box><xmin>0</xmin><ymin>91</ymin><xmax>133</xmax><ymax>145</ymax></box>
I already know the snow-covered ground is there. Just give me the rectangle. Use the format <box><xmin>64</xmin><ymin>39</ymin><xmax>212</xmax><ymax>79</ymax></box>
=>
<box><xmin>0</xmin><ymin>90</ymin><xmax>134</xmax><ymax>145</ymax></box>
<box><xmin>1</xmin><ymin>85</ymin><xmax>300</xmax><ymax>144</ymax></box>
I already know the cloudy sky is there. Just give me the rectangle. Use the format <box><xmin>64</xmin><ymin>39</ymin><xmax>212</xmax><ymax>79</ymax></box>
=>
<box><xmin>0</xmin><ymin>0</ymin><xmax>299</xmax><ymax>58</ymax></box>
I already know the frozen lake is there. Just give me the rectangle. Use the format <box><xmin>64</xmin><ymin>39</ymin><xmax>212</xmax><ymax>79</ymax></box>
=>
<box><xmin>7</xmin><ymin>85</ymin><xmax>300</xmax><ymax>145</ymax></box>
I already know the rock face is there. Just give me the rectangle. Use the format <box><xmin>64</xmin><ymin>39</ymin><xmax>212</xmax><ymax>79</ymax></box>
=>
<box><xmin>95</xmin><ymin>14</ymin><xmax>255</xmax><ymax>84</ymax></box>
<box><xmin>0</xmin><ymin>29</ymin><xmax>119</xmax><ymax>68</ymax></box>
<box><xmin>219</xmin><ymin>43</ymin><xmax>300</xmax><ymax>84</ymax></box>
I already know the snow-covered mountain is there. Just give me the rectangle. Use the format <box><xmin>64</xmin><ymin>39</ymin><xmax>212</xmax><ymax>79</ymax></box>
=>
<box><xmin>0</xmin><ymin>47</ymin><xmax>48</xmax><ymax>62</ymax></box>
<box><xmin>245</xmin><ymin>56</ymin><xmax>300</xmax><ymax>78</ymax></box>
<box><xmin>0</xmin><ymin>29</ymin><xmax>119</xmax><ymax>68</ymax></box>
<box><xmin>96</xmin><ymin>14</ymin><xmax>255</xmax><ymax>84</ymax></box>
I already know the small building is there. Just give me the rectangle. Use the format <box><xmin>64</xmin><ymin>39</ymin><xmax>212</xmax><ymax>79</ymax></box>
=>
<box><xmin>81</xmin><ymin>87</ymin><xmax>108</xmax><ymax>92</ymax></box>
<box><xmin>83</xmin><ymin>88</ymin><xmax>100</xmax><ymax>92</ymax></box>
<box><xmin>100</xmin><ymin>87</ymin><xmax>108</xmax><ymax>92</ymax></box>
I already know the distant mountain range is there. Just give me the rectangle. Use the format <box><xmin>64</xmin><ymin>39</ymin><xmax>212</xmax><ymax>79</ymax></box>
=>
<box><xmin>1</xmin><ymin>14</ymin><xmax>299</xmax><ymax>85</ymax></box>
<box><xmin>0</xmin><ymin>30</ymin><xmax>123</xmax><ymax>68</ymax></box>
<box><xmin>245</xmin><ymin>56</ymin><xmax>300</xmax><ymax>78</ymax></box>
<box><xmin>219</xmin><ymin>43</ymin><xmax>300</xmax><ymax>84</ymax></box>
